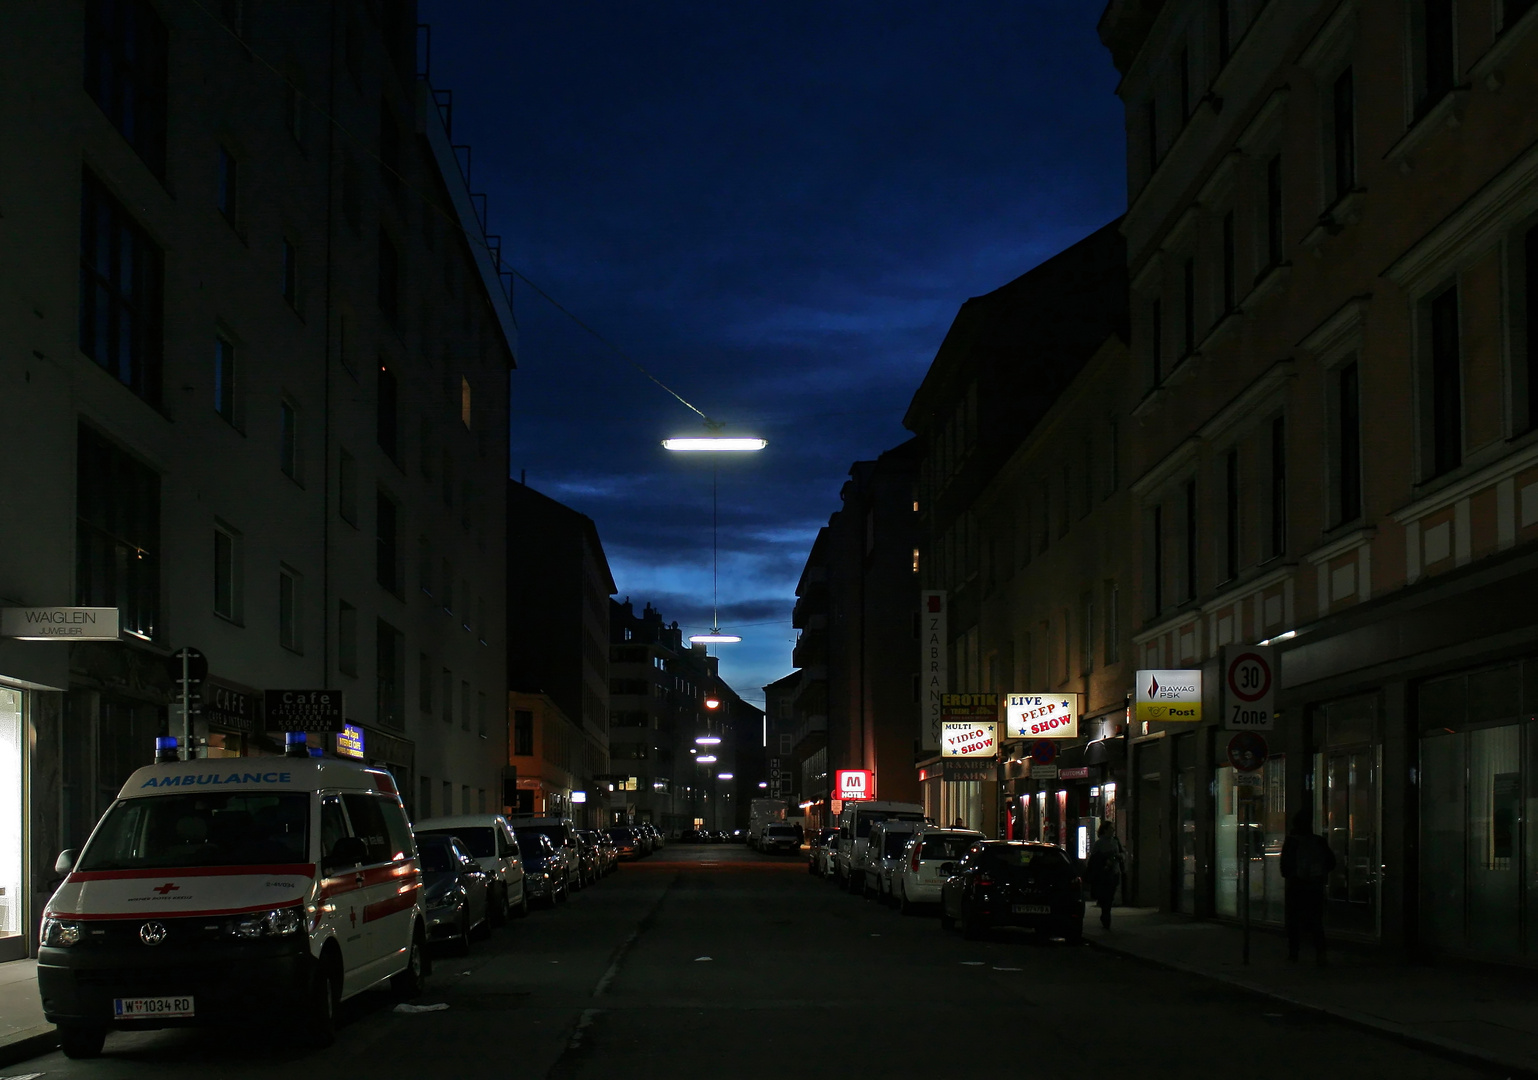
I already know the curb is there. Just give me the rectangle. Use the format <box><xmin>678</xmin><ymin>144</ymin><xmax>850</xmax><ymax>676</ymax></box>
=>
<box><xmin>0</xmin><ymin>1023</ymin><xmax>57</xmax><ymax>1068</ymax></box>
<box><xmin>1085</xmin><ymin>937</ymin><xmax>1538</xmax><ymax>1079</ymax></box>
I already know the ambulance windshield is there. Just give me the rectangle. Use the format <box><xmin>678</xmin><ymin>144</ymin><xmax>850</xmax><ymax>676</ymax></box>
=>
<box><xmin>77</xmin><ymin>792</ymin><xmax>311</xmax><ymax>871</ymax></box>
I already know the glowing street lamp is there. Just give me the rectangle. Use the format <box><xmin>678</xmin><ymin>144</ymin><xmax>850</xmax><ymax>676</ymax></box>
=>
<box><xmin>690</xmin><ymin>632</ymin><xmax>741</xmax><ymax>644</ymax></box>
<box><xmin>695</xmin><ymin>736</ymin><xmax>721</xmax><ymax>746</ymax></box>
<box><xmin>662</xmin><ymin>437</ymin><xmax>767</xmax><ymax>452</ymax></box>
<box><xmin>697</xmin><ymin>755</ymin><xmax>718</xmax><ymax>765</ymax></box>
<box><xmin>717</xmin><ymin>772</ymin><xmax>734</xmax><ymax>780</ymax></box>
<box><xmin>666</xmin><ymin>426</ymin><xmax>765</xmax><ymax>645</ymax></box>
<box><xmin>703</xmin><ymin>695</ymin><xmax>722</xmax><ymax>710</ymax></box>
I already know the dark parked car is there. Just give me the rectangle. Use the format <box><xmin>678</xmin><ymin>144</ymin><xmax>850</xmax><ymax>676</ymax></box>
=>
<box><xmin>939</xmin><ymin>841</ymin><xmax>1084</xmax><ymax>942</ymax></box>
<box><xmin>515</xmin><ymin>829</ymin><xmax>570</xmax><ymax>906</ymax></box>
<box><xmin>808</xmin><ymin>828</ymin><xmax>839</xmax><ymax>876</ymax></box>
<box><xmin>606</xmin><ymin>826</ymin><xmax>643</xmax><ymax>859</ymax></box>
<box><xmin>419</xmin><ymin>834</ymin><xmax>492</xmax><ymax>954</ymax></box>
<box><xmin>679</xmin><ymin>828</ymin><xmax>710</xmax><ymax>843</ymax></box>
<box><xmin>760</xmin><ymin>823</ymin><xmax>801</xmax><ymax>854</ymax></box>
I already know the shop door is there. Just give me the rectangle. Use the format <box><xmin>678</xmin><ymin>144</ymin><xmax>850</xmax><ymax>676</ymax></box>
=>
<box><xmin>1134</xmin><ymin>771</ymin><xmax>1163</xmax><ymax>908</ymax></box>
<box><xmin>0</xmin><ymin>688</ymin><xmax>25</xmax><ymax>962</ymax></box>
<box><xmin>1174</xmin><ymin>733</ymin><xmax>1197</xmax><ymax>913</ymax></box>
<box><xmin>1317</xmin><ymin>746</ymin><xmax>1379</xmax><ymax>934</ymax></box>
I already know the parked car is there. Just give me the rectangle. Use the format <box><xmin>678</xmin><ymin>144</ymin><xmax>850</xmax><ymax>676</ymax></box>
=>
<box><xmin>760</xmin><ymin>823</ymin><xmax>801</xmax><ymax>854</ymax></box>
<box><xmin>808</xmin><ymin>828</ymin><xmax>839</xmax><ymax>875</ymax></box>
<box><xmin>730</xmin><ymin>828</ymin><xmax>749</xmax><ymax>843</ymax></box>
<box><xmin>416</xmin><ymin>814</ymin><xmax>528</xmax><ymax>922</ymax></box>
<box><xmin>572</xmin><ymin>830</ymin><xmax>603</xmax><ymax>886</ymax></box>
<box><xmin>606</xmin><ymin>825</ymin><xmax>643</xmax><ymax>859</ymax></box>
<box><xmin>594</xmin><ymin>830</ymin><xmax>620</xmax><ymax>873</ymax></box>
<box><xmin>867</xmin><ymin>820</ymin><xmax>924</xmax><ymax>902</ymax></box>
<box><xmin>679</xmin><ymin>828</ymin><xmax>710</xmax><ymax>843</ymax></box>
<box><xmin>939</xmin><ymin>840</ymin><xmax>1085</xmax><ymax>942</ymax></box>
<box><xmin>507</xmin><ymin>814</ymin><xmax>582</xmax><ymax>876</ymax></box>
<box><xmin>892</xmin><ymin>828</ymin><xmax>983</xmax><ymax>914</ymax></box>
<box><xmin>514</xmin><ymin>828</ymin><xmax>570</xmax><ymax>906</ymax></box>
<box><xmin>579</xmin><ymin>829</ymin><xmax>616</xmax><ymax>875</ymax></box>
<box><xmin>649</xmin><ymin>824</ymin><xmax>665</xmax><ymax>851</ymax></box>
<box><xmin>835</xmin><ymin>800</ymin><xmax>927</xmax><ymax>891</ymax></box>
<box><xmin>418</xmin><ymin>833</ymin><xmax>493</xmax><ymax>954</ymax></box>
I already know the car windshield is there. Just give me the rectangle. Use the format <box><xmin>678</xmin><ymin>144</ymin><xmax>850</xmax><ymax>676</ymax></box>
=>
<box><xmin>421</xmin><ymin>826</ymin><xmax>494</xmax><ymax>858</ymax></box>
<box><xmin>608</xmin><ymin>828</ymin><xmax>634</xmax><ymax>840</ymax></box>
<box><xmin>980</xmin><ymin>845</ymin><xmax>1071</xmax><ymax>870</ymax></box>
<box><xmin>520</xmin><ymin>824</ymin><xmax>567</xmax><ymax>847</ymax></box>
<box><xmin>417</xmin><ymin>840</ymin><xmax>456</xmax><ymax>873</ymax></box>
<box><xmin>766</xmin><ymin>826</ymin><xmax>797</xmax><ymax>837</ymax></box>
<box><xmin>77</xmin><ymin>792</ymin><xmax>309</xmax><ymax>871</ymax></box>
<box><xmin>921</xmin><ymin>835</ymin><xmax>976</xmax><ymax>860</ymax></box>
<box><xmin>515</xmin><ymin>833</ymin><xmax>546</xmax><ymax>861</ymax></box>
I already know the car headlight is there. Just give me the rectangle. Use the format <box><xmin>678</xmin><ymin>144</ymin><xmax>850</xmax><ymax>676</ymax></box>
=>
<box><xmin>426</xmin><ymin>889</ymin><xmax>461</xmax><ymax>911</ymax></box>
<box><xmin>41</xmin><ymin>915</ymin><xmax>81</xmax><ymax>948</ymax></box>
<box><xmin>232</xmin><ymin>906</ymin><xmax>305</xmax><ymax>938</ymax></box>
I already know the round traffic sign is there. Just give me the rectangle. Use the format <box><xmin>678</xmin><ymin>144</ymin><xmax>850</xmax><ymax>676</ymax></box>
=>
<box><xmin>1227</xmin><ymin>651</ymin><xmax>1272</xmax><ymax>703</ymax></box>
<box><xmin>1227</xmin><ymin>732</ymin><xmax>1268</xmax><ymax>773</ymax></box>
<box><xmin>1030</xmin><ymin>739</ymin><xmax>1058</xmax><ymax>765</ymax></box>
<box><xmin>167</xmin><ymin>647</ymin><xmax>208</xmax><ymax>685</ymax></box>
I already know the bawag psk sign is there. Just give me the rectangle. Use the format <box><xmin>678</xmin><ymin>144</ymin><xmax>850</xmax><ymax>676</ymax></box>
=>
<box><xmin>1135</xmin><ymin>669</ymin><xmax>1202</xmax><ymax>723</ymax></box>
<box><xmin>941</xmin><ymin>721</ymin><xmax>997</xmax><ymax>758</ymax></box>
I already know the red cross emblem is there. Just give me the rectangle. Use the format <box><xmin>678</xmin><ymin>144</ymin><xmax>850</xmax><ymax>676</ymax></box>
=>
<box><xmin>152</xmin><ymin>883</ymin><xmax>180</xmax><ymax>895</ymax></box>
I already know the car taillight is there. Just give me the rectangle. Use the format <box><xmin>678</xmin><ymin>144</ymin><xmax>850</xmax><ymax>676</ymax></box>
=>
<box><xmin>910</xmin><ymin>848</ymin><xmax>922</xmax><ymax>873</ymax></box>
<box><xmin>977</xmin><ymin>876</ymin><xmax>994</xmax><ymax>888</ymax></box>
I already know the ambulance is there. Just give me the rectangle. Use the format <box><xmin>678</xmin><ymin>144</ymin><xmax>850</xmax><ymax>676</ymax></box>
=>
<box><xmin>37</xmin><ymin>736</ymin><xmax>428</xmax><ymax>1058</ymax></box>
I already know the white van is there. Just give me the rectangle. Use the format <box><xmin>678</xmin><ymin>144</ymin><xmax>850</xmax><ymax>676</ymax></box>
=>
<box><xmin>37</xmin><ymin>753</ymin><xmax>427</xmax><ymax>1058</ymax></box>
<box><xmin>835</xmin><ymin>800</ymin><xmax>927</xmax><ymax>893</ymax></box>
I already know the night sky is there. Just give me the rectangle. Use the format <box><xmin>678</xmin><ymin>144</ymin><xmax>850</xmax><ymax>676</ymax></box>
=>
<box><xmin>416</xmin><ymin>2</ymin><xmax>1127</xmax><ymax>707</ymax></box>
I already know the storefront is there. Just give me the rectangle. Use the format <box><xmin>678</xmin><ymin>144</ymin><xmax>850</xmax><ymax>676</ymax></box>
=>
<box><xmin>1310</xmin><ymin>692</ymin><xmax>1381</xmax><ymax>937</ymax></box>
<box><xmin>0</xmin><ymin>683</ymin><xmax>28</xmax><ymax>962</ymax></box>
<box><xmin>1214</xmin><ymin>753</ymin><xmax>1287</xmax><ymax>924</ymax></box>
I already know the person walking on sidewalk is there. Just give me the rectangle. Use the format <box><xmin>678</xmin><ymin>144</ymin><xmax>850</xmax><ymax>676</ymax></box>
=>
<box><xmin>1280</xmin><ymin>808</ymin><xmax>1336</xmax><ymax>965</ymax></box>
<box><xmin>1086</xmin><ymin>822</ymin><xmax>1125</xmax><ymax>930</ymax></box>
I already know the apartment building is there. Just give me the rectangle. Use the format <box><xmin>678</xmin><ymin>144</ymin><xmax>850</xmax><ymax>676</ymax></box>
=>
<box><xmin>1100</xmin><ymin>0</ymin><xmax>1538</xmax><ymax>957</ymax></box>
<box><xmin>0</xmin><ymin>1</ymin><xmax>512</xmax><ymax>962</ymax></box>
<box><xmin>507</xmin><ymin>690</ymin><xmax>610</xmax><ymax>829</ymax></box>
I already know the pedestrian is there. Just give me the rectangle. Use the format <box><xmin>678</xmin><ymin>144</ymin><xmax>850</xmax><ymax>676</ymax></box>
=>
<box><xmin>952</xmin><ymin>817</ymin><xmax>966</xmax><ymax>828</ymax></box>
<box><xmin>1085</xmin><ymin>822</ymin><xmax>1124</xmax><ymax>930</ymax></box>
<box><xmin>1280</xmin><ymin>808</ymin><xmax>1336</xmax><ymax>965</ymax></box>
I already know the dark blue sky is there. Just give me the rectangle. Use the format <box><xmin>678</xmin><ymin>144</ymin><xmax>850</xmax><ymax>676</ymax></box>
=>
<box><xmin>418</xmin><ymin>2</ymin><xmax>1127</xmax><ymax>705</ymax></box>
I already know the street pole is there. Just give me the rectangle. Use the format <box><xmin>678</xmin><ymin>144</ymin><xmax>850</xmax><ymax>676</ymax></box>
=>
<box><xmin>181</xmin><ymin>647</ymin><xmax>192</xmax><ymax>760</ymax></box>
<box><xmin>1241</xmin><ymin>788</ymin><xmax>1251</xmax><ymax>965</ymax></box>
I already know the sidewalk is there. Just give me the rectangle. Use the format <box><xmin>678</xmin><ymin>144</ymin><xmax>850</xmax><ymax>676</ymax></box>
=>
<box><xmin>0</xmin><ymin>959</ymin><xmax>54</xmax><ymax>1066</ymax></box>
<box><xmin>1086</xmin><ymin>907</ymin><xmax>1538</xmax><ymax>1077</ymax></box>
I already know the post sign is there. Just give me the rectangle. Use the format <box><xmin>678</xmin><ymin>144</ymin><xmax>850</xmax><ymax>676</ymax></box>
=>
<box><xmin>1223</xmin><ymin>645</ymin><xmax>1276</xmax><ymax>730</ymax></box>
<box><xmin>1135</xmin><ymin>669</ymin><xmax>1202</xmax><ymax>723</ymax></box>
<box><xmin>1</xmin><ymin>606</ymin><xmax>120</xmax><ymax>640</ymax></box>
<box><xmin>836</xmin><ymin>769</ymin><xmax>874</xmax><ymax>802</ymax></box>
<box><xmin>921</xmin><ymin>591</ymin><xmax>948</xmax><ymax>750</ymax></box>
<box><xmin>263</xmin><ymin>689</ymin><xmax>346</xmax><ymax>732</ymax></box>
<box><xmin>335</xmin><ymin>724</ymin><xmax>365</xmax><ymax>759</ymax></box>
<box><xmin>1005</xmin><ymin>693</ymin><xmax>1078</xmax><ymax>739</ymax></box>
<box><xmin>941</xmin><ymin>721</ymin><xmax>998</xmax><ymax>758</ymax></box>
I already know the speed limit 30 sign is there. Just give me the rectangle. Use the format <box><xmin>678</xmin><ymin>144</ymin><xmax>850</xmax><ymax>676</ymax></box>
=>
<box><xmin>1222</xmin><ymin>645</ymin><xmax>1275</xmax><ymax>730</ymax></box>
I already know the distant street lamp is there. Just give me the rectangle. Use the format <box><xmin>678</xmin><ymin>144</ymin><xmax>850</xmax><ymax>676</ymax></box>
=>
<box><xmin>757</xmin><ymin>781</ymin><xmax>768</xmax><ymax>789</ymax></box>
<box><xmin>717</xmin><ymin>773</ymin><xmax>734</xmax><ymax>780</ymax></box>
<box><xmin>697</xmin><ymin>755</ymin><xmax>718</xmax><ymax>765</ymax></box>
<box><xmin>695</xmin><ymin>736</ymin><xmax>721</xmax><ymax>746</ymax></box>
<box><xmin>662</xmin><ymin>437</ymin><xmax>767</xmax><ymax>452</ymax></box>
<box><xmin>704</xmin><ymin>695</ymin><xmax>721</xmax><ymax>710</ymax></box>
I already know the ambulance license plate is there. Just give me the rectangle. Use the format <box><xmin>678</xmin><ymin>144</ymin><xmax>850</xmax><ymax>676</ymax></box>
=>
<box><xmin>114</xmin><ymin>996</ymin><xmax>194</xmax><ymax>1019</ymax></box>
<box><xmin>1012</xmin><ymin>904</ymin><xmax>1051</xmax><ymax>915</ymax></box>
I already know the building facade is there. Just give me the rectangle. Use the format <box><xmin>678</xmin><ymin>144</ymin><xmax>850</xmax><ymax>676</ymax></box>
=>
<box><xmin>0</xmin><ymin>1</ymin><xmax>512</xmax><ymax>961</ymax></box>
<box><xmin>507</xmin><ymin>690</ymin><xmax>610</xmax><ymax>829</ymax></box>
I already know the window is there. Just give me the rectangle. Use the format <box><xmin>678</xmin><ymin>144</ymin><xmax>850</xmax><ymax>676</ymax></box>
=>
<box><xmin>442</xmin><ymin>669</ymin><xmax>454</xmax><ymax>725</ymax></box>
<box><xmin>1269</xmin><ymin>416</ymin><xmax>1288</xmax><ymax>557</ymax></box>
<box><xmin>214</xmin><ymin>337</ymin><xmax>237</xmax><ymax>424</ymax></box>
<box><xmin>377</xmin><ymin>363</ymin><xmax>398</xmax><ymax>460</ymax></box>
<box><xmin>419</xmin><ymin>652</ymin><xmax>433</xmax><ymax>713</ymax></box>
<box><xmin>279</xmin><ymin>567</ymin><xmax>301</xmax><ymax>652</ymax></box>
<box><xmin>1264</xmin><ymin>154</ymin><xmax>1284</xmax><ymax>271</ymax></box>
<box><xmin>1223</xmin><ymin>449</ymin><xmax>1239</xmax><ymax>582</ymax></box>
<box><xmin>419</xmin><ymin>416</ymin><xmax>433</xmax><ymax>478</ymax></box>
<box><xmin>284</xmin><ymin>81</ymin><xmax>305</xmax><ymax>144</ymax></box>
<box><xmin>282</xmin><ymin>239</ymin><xmax>298</xmax><ymax>308</ymax></box>
<box><xmin>461</xmin><ymin>680</ymin><xmax>471</xmax><ymax>732</ymax></box>
<box><xmin>1107</xmin><ymin>419</ymin><xmax>1120</xmax><ymax>497</ymax></box>
<box><xmin>1150</xmin><ymin>298</ymin><xmax>1163</xmax><ymax>383</ymax></box>
<box><xmin>1216</xmin><ymin>0</ymin><xmax>1232</xmax><ymax>67</ymax></box>
<box><xmin>1145</xmin><ymin>99</ymin><xmax>1159</xmax><ymax>174</ymax></box>
<box><xmin>1039</xmin><ymin>483</ymin><xmax>1051</xmax><ymax>552</ymax></box>
<box><xmin>279</xmin><ymin>399</ymin><xmax>300</xmax><ymax>480</ymax></box>
<box><xmin>1058</xmin><ymin>464</ymin><xmax>1071</xmax><ymax>537</ymax></box>
<box><xmin>84</xmin><ymin>0</ymin><xmax>168</xmax><ymax>177</ymax></box>
<box><xmin>441</xmin><ymin>560</ymin><xmax>454</xmax><ymax>613</ymax></box>
<box><xmin>1415</xmin><ymin>0</ymin><xmax>1456</xmax><ymax>118</ymax></box>
<box><xmin>441</xmin><ymin>781</ymin><xmax>452</xmax><ymax>818</ymax></box>
<box><xmin>442</xmin><ymin>450</ymin><xmax>455</xmax><ymax>508</ymax></box>
<box><xmin>1182</xmin><ymin>257</ymin><xmax>1196</xmax><ymax>356</ymax></box>
<box><xmin>80</xmin><ymin>171</ymin><xmax>163</xmax><ymax>403</ymax></box>
<box><xmin>1429</xmin><ymin>285</ymin><xmax>1462</xmax><ymax>476</ymax></box>
<box><xmin>76</xmin><ymin>424</ymin><xmax>159</xmax><ymax>640</ymax></box>
<box><xmin>1331</xmin><ymin>67</ymin><xmax>1356</xmax><ymax>201</ymax></box>
<box><xmin>341</xmin><ymin>158</ymin><xmax>361</xmax><ymax>234</ymax></box>
<box><xmin>376</xmin><ymin>620</ymin><xmax>404</xmax><ymax>729</ymax></box>
<box><xmin>339</xmin><ymin>449</ymin><xmax>358</xmax><ymax>525</ymax></box>
<box><xmin>478</xmin><ymin>692</ymin><xmax>487</xmax><ymax>737</ymax></box>
<box><xmin>213</xmin><ymin>524</ymin><xmax>241</xmax><ymax>622</ymax></box>
<box><xmin>461</xmin><ymin>786</ymin><xmax>471</xmax><ymax>815</ymax></box>
<box><xmin>379</xmin><ymin>99</ymin><xmax>401</xmax><ymax>197</ymax></box>
<box><xmin>461</xmin><ymin>377</ymin><xmax>473</xmax><ymax>429</ymax></box>
<box><xmin>338</xmin><ymin>601</ymin><xmax>358</xmax><ymax>675</ymax></box>
<box><xmin>378</xmin><ymin>230</ymin><xmax>399</xmax><ymax>322</ymax></box>
<box><xmin>217</xmin><ymin>146</ymin><xmax>238</xmax><ymax>221</ymax></box>
<box><xmin>1080</xmin><ymin>592</ymin><xmax>1095</xmax><ymax>675</ymax></box>
<box><xmin>1335</xmin><ymin>362</ymin><xmax>1362</xmax><ymax>524</ymax></box>
<box><xmin>1151</xmin><ymin>505</ymin><xmax>1165</xmax><ymax>615</ymax></box>
<box><xmin>417</xmin><ymin>536</ymin><xmax>432</xmax><ymax>595</ymax></box>
<box><xmin>418</xmin><ymin>776</ymin><xmax>431</xmax><ymax>819</ymax></box>
<box><xmin>376</xmin><ymin>491</ymin><xmax>399</xmax><ymax>593</ymax></box>
<box><xmin>1221</xmin><ymin>211</ymin><xmax>1237</xmax><ymax>313</ymax></box>
<box><xmin>1179</xmin><ymin>47</ymin><xmax>1192</xmax><ymax>121</ymax></box>
<box><xmin>1184</xmin><ymin>479</ymin><xmax>1198</xmax><ymax>602</ymax></box>
<box><xmin>1104</xmin><ymin>582</ymin><xmax>1120</xmax><ymax>664</ymax></box>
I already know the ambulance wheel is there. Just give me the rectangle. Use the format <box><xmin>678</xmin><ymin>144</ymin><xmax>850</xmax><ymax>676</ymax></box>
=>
<box><xmin>392</xmin><ymin>925</ymin><xmax>427</xmax><ymax>997</ymax></box>
<box><xmin>304</xmin><ymin>963</ymin><xmax>338</xmax><ymax>1048</ymax></box>
<box><xmin>58</xmin><ymin>1024</ymin><xmax>107</xmax><ymax>1059</ymax></box>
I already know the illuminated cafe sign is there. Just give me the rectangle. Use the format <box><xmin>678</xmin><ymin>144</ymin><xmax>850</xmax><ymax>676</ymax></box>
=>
<box><xmin>335</xmin><ymin>724</ymin><xmax>365</xmax><ymax>760</ymax></box>
<box><xmin>1</xmin><ymin>606</ymin><xmax>119</xmax><ymax>641</ymax></box>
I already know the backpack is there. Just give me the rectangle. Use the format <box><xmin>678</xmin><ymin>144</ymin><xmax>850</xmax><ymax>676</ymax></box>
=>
<box><xmin>1293</xmin><ymin>834</ymin><xmax>1333</xmax><ymax>884</ymax></box>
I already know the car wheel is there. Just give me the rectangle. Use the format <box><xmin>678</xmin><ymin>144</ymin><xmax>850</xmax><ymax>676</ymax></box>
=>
<box><xmin>899</xmin><ymin>883</ymin><xmax>915</xmax><ymax>916</ymax></box>
<box><xmin>58</xmin><ymin>1024</ymin><xmax>107</xmax><ymax>1060</ymax></box>
<box><xmin>517</xmin><ymin>888</ymin><xmax>531</xmax><ymax>918</ymax></box>
<box><xmin>453</xmin><ymin>909</ymin><xmax>472</xmax><ymax>955</ymax></box>
<box><xmin>490</xmin><ymin>884</ymin><xmax>508</xmax><ymax>927</ymax></box>
<box><xmin>939</xmin><ymin>899</ymin><xmax>955</xmax><ymax>931</ymax></box>
<box><xmin>304</xmin><ymin>961</ymin><xmax>339</xmax><ymax>1048</ymax></box>
<box><xmin>392</xmin><ymin>924</ymin><xmax>428</xmax><ymax>997</ymax></box>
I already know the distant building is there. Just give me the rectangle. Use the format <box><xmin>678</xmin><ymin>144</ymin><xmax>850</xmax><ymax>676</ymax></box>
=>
<box><xmin>762</xmin><ymin>670</ymin><xmax>802</xmax><ymax>813</ymax></box>
<box><xmin>507</xmin><ymin>690</ymin><xmax>610</xmax><ymax>830</ymax></box>
<box><xmin>0</xmin><ymin>2</ymin><xmax>513</xmax><ymax>961</ymax></box>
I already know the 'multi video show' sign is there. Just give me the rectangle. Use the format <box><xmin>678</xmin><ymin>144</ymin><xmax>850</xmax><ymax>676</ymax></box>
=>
<box><xmin>941</xmin><ymin>720</ymin><xmax>997</xmax><ymax>758</ymax></box>
<box><xmin>1135</xmin><ymin>670</ymin><xmax>1202</xmax><ymax>723</ymax></box>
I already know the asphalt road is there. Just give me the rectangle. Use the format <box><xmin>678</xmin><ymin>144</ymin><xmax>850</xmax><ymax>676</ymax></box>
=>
<box><xmin>21</xmin><ymin>845</ymin><xmax>1506</xmax><ymax>1080</ymax></box>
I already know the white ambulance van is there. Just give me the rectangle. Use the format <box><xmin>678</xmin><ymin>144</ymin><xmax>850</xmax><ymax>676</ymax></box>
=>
<box><xmin>37</xmin><ymin>745</ymin><xmax>427</xmax><ymax>1058</ymax></box>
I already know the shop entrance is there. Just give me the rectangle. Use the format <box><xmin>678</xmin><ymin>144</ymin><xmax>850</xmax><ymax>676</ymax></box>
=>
<box><xmin>1174</xmin><ymin>733</ymin><xmax>1197</xmax><ymax>913</ymax></box>
<box><xmin>1312</xmin><ymin>694</ymin><xmax>1380</xmax><ymax>937</ymax></box>
<box><xmin>0</xmin><ymin>687</ymin><xmax>25</xmax><ymax>962</ymax></box>
<box><xmin>1134</xmin><ymin>768</ymin><xmax>1163</xmax><ymax>908</ymax></box>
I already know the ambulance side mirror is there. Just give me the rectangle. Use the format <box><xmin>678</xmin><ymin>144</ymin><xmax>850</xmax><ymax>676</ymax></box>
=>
<box><xmin>55</xmin><ymin>849</ymin><xmax>77</xmax><ymax>875</ymax></box>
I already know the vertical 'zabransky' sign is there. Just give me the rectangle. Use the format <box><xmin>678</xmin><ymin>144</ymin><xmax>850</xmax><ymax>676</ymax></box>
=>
<box><xmin>921</xmin><ymin>591</ymin><xmax>948</xmax><ymax>751</ymax></box>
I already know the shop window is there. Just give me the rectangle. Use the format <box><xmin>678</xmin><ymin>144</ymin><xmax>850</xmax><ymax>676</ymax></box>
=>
<box><xmin>1311</xmin><ymin>693</ymin><xmax>1380</xmax><ymax>935</ymax></box>
<box><xmin>80</xmin><ymin>171</ymin><xmax>164</xmax><ymax>404</ymax></box>
<box><xmin>76</xmin><ymin>425</ymin><xmax>160</xmax><ymax>640</ymax></box>
<box><xmin>0</xmin><ymin>688</ymin><xmax>24</xmax><ymax>943</ymax></box>
<box><xmin>1214</xmin><ymin>756</ymin><xmax>1287</xmax><ymax>924</ymax></box>
<box><xmin>84</xmin><ymin>0</ymin><xmax>168</xmax><ymax>177</ymax></box>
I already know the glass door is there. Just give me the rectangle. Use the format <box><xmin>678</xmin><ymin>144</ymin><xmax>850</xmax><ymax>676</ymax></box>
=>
<box><xmin>0</xmin><ymin>687</ymin><xmax>25</xmax><ymax>961</ymax></box>
<box><xmin>1175</xmin><ymin>733</ymin><xmax>1196</xmax><ymax>912</ymax></box>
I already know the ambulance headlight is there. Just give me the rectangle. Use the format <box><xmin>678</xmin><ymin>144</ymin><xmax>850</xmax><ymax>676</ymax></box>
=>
<box><xmin>41</xmin><ymin>916</ymin><xmax>81</xmax><ymax>948</ymax></box>
<box><xmin>233</xmin><ymin>907</ymin><xmax>304</xmax><ymax>938</ymax></box>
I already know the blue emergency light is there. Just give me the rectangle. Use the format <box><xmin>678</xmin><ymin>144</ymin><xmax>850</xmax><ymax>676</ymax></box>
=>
<box><xmin>284</xmin><ymin>731</ymin><xmax>311</xmax><ymax>758</ymax></box>
<box><xmin>153</xmin><ymin>736</ymin><xmax>179</xmax><ymax>764</ymax></box>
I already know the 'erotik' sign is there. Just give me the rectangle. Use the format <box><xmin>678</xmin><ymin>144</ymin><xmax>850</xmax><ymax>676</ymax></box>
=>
<box><xmin>263</xmin><ymin>689</ymin><xmax>346</xmax><ymax>733</ymax></box>
<box><xmin>941</xmin><ymin>720</ymin><xmax>997</xmax><ymax>759</ymax></box>
<box><xmin>836</xmin><ymin>769</ymin><xmax>874</xmax><ymax>801</ymax></box>
<box><xmin>1005</xmin><ymin>693</ymin><xmax>1078</xmax><ymax>739</ymax></box>
<box><xmin>1134</xmin><ymin>670</ymin><xmax>1203</xmax><ymax>724</ymax></box>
